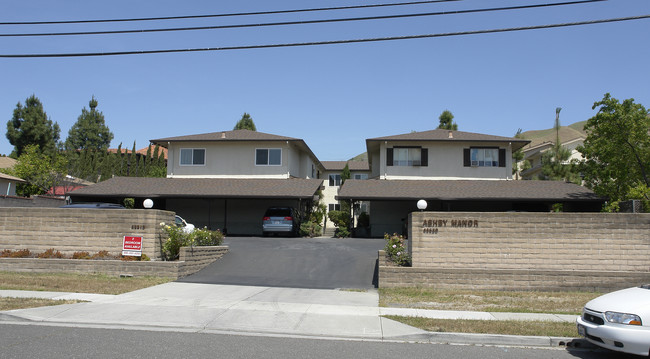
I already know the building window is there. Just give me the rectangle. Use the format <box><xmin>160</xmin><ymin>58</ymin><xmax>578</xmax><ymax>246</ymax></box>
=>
<box><xmin>329</xmin><ymin>174</ymin><xmax>341</xmax><ymax>186</ymax></box>
<box><xmin>353</xmin><ymin>173</ymin><xmax>368</xmax><ymax>180</ymax></box>
<box><xmin>471</xmin><ymin>148</ymin><xmax>499</xmax><ymax>167</ymax></box>
<box><xmin>180</xmin><ymin>148</ymin><xmax>205</xmax><ymax>166</ymax></box>
<box><xmin>328</xmin><ymin>203</ymin><xmax>341</xmax><ymax>211</ymax></box>
<box><xmin>387</xmin><ymin>147</ymin><xmax>428</xmax><ymax>166</ymax></box>
<box><xmin>256</xmin><ymin>148</ymin><xmax>282</xmax><ymax>166</ymax></box>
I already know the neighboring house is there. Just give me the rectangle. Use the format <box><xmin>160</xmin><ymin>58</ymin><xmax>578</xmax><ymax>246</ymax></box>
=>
<box><xmin>520</xmin><ymin>137</ymin><xmax>585</xmax><ymax>180</ymax></box>
<box><xmin>47</xmin><ymin>175</ymin><xmax>94</xmax><ymax>197</ymax></box>
<box><xmin>321</xmin><ymin>161</ymin><xmax>371</xmax><ymax>230</ymax></box>
<box><xmin>338</xmin><ymin>129</ymin><xmax>603</xmax><ymax>237</ymax></box>
<box><xmin>70</xmin><ymin>130</ymin><xmax>324</xmax><ymax>235</ymax></box>
<box><xmin>0</xmin><ymin>172</ymin><xmax>25</xmax><ymax>196</ymax></box>
<box><xmin>0</xmin><ymin>157</ymin><xmax>23</xmax><ymax>196</ymax></box>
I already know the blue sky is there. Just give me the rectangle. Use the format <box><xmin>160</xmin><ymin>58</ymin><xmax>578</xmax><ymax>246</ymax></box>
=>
<box><xmin>1</xmin><ymin>0</ymin><xmax>648</xmax><ymax>160</ymax></box>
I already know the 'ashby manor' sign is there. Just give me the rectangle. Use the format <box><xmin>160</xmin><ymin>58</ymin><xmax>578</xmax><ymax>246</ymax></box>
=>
<box><xmin>421</xmin><ymin>218</ymin><xmax>479</xmax><ymax>234</ymax></box>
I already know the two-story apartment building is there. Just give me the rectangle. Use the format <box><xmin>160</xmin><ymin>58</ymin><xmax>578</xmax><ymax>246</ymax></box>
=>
<box><xmin>70</xmin><ymin>128</ymin><xmax>603</xmax><ymax>238</ymax></box>
<box><xmin>70</xmin><ymin>130</ymin><xmax>324</xmax><ymax>235</ymax></box>
<box><xmin>337</xmin><ymin>129</ymin><xmax>602</xmax><ymax>237</ymax></box>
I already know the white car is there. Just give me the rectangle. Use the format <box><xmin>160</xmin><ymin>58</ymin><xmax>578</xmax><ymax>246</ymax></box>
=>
<box><xmin>577</xmin><ymin>285</ymin><xmax>650</xmax><ymax>356</ymax></box>
<box><xmin>175</xmin><ymin>215</ymin><xmax>195</xmax><ymax>234</ymax></box>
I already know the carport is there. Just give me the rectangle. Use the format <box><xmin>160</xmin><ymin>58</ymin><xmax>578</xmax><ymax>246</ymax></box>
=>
<box><xmin>337</xmin><ymin>179</ymin><xmax>605</xmax><ymax>237</ymax></box>
<box><xmin>69</xmin><ymin>177</ymin><xmax>324</xmax><ymax>235</ymax></box>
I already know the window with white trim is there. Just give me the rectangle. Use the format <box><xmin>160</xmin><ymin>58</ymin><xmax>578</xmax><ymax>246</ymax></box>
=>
<box><xmin>180</xmin><ymin>148</ymin><xmax>205</xmax><ymax>166</ymax></box>
<box><xmin>471</xmin><ymin>148</ymin><xmax>499</xmax><ymax>167</ymax></box>
<box><xmin>256</xmin><ymin>148</ymin><xmax>282</xmax><ymax>166</ymax></box>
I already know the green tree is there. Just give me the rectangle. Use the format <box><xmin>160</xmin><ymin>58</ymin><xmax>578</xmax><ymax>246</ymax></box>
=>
<box><xmin>578</xmin><ymin>93</ymin><xmax>650</xmax><ymax>204</ymax></box>
<box><xmin>2</xmin><ymin>144</ymin><xmax>66</xmax><ymax>196</ymax></box>
<box><xmin>6</xmin><ymin>95</ymin><xmax>60</xmax><ymax>158</ymax></box>
<box><xmin>65</xmin><ymin>96</ymin><xmax>113</xmax><ymax>151</ymax></box>
<box><xmin>437</xmin><ymin>110</ymin><xmax>458</xmax><ymax>130</ymax></box>
<box><xmin>233</xmin><ymin>113</ymin><xmax>257</xmax><ymax>131</ymax></box>
<box><xmin>341</xmin><ymin>163</ymin><xmax>351</xmax><ymax>185</ymax></box>
<box><xmin>539</xmin><ymin>108</ymin><xmax>581</xmax><ymax>183</ymax></box>
<box><xmin>512</xmin><ymin>128</ymin><xmax>530</xmax><ymax>179</ymax></box>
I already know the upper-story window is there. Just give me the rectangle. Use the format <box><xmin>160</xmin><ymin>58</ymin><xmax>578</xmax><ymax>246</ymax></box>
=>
<box><xmin>464</xmin><ymin>147</ymin><xmax>506</xmax><ymax>168</ymax></box>
<box><xmin>256</xmin><ymin>148</ymin><xmax>282</xmax><ymax>166</ymax></box>
<box><xmin>354</xmin><ymin>173</ymin><xmax>368</xmax><ymax>180</ymax></box>
<box><xmin>387</xmin><ymin>147</ymin><xmax>428</xmax><ymax>166</ymax></box>
<box><xmin>180</xmin><ymin>148</ymin><xmax>205</xmax><ymax>166</ymax></box>
<box><xmin>329</xmin><ymin>174</ymin><xmax>341</xmax><ymax>186</ymax></box>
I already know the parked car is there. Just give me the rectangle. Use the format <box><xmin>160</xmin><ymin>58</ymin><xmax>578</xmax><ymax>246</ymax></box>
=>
<box><xmin>576</xmin><ymin>285</ymin><xmax>650</xmax><ymax>356</ymax></box>
<box><xmin>60</xmin><ymin>202</ymin><xmax>125</xmax><ymax>209</ymax></box>
<box><xmin>174</xmin><ymin>215</ymin><xmax>195</xmax><ymax>234</ymax></box>
<box><xmin>262</xmin><ymin>207</ymin><xmax>299</xmax><ymax>236</ymax></box>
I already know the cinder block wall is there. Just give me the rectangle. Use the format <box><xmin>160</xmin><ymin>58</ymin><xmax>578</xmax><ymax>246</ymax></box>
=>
<box><xmin>409</xmin><ymin>212</ymin><xmax>650</xmax><ymax>272</ymax></box>
<box><xmin>0</xmin><ymin>208</ymin><xmax>175</xmax><ymax>260</ymax></box>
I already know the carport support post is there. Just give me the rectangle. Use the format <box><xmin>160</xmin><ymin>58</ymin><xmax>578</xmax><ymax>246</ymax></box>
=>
<box><xmin>223</xmin><ymin>199</ymin><xmax>228</xmax><ymax>235</ymax></box>
<box><xmin>349</xmin><ymin>199</ymin><xmax>355</xmax><ymax>233</ymax></box>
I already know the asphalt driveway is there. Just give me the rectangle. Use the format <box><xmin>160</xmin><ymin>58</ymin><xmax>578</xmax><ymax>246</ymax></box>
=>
<box><xmin>178</xmin><ymin>236</ymin><xmax>385</xmax><ymax>289</ymax></box>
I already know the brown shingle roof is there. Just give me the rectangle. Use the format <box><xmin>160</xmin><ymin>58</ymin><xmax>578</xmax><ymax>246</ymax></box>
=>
<box><xmin>321</xmin><ymin>161</ymin><xmax>370</xmax><ymax>171</ymax></box>
<box><xmin>367</xmin><ymin>129</ymin><xmax>530</xmax><ymax>151</ymax></box>
<box><xmin>151</xmin><ymin>129</ymin><xmax>297</xmax><ymax>144</ymax></box>
<box><xmin>69</xmin><ymin>177</ymin><xmax>323</xmax><ymax>199</ymax></box>
<box><xmin>0</xmin><ymin>172</ymin><xmax>25</xmax><ymax>182</ymax></box>
<box><xmin>337</xmin><ymin>179</ymin><xmax>601</xmax><ymax>202</ymax></box>
<box><xmin>0</xmin><ymin>157</ymin><xmax>17</xmax><ymax>169</ymax></box>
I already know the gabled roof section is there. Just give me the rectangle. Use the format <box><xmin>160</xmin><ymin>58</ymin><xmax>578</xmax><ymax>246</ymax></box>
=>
<box><xmin>0</xmin><ymin>172</ymin><xmax>25</xmax><ymax>182</ymax></box>
<box><xmin>69</xmin><ymin>177</ymin><xmax>323</xmax><ymax>199</ymax></box>
<box><xmin>151</xmin><ymin>129</ymin><xmax>298</xmax><ymax>144</ymax></box>
<box><xmin>150</xmin><ymin>129</ymin><xmax>323</xmax><ymax>171</ymax></box>
<box><xmin>0</xmin><ymin>157</ymin><xmax>17</xmax><ymax>169</ymax></box>
<box><xmin>367</xmin><ymin>129</ymin><xmax>530</xmax><ymax>151</ymax></box>
<box><xmin>321</xmin><ymin>161</ymin><xmax>370</xmax><ymax>171</ymax></box>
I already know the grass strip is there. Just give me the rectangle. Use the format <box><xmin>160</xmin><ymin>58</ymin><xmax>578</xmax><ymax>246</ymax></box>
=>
<box><xmin>0</xmin><ymin>271</ymin><xmax>173</xmax><ymax>295</ymax></box>
<box><xmin>385</xmin><ymin>316</ymin><xmax>578</xmax><ymax>337</ymax></box>
<box><xmin>0</xmin><ymin>297</ymin><xmax>82</xmax><ymax>311</ymax></box>
<box><xmin>379</xmin><ymin>287</ymin><xmax>602</xmax><ymax>315</ymax></box>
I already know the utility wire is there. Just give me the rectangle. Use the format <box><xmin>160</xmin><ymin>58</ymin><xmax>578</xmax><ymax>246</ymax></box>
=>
<box><xmin>1</xmin><ymin>14</ymin><xmax>646</xmax><ymax>58</ymax></box>
<box><xmin>0</xmin><ymin>0</ymin><xmax>606</xmax><ymax>37</ymax></box>
<box><xmin>0</xmin><ymin>0</ymin><xmax>463</xmax><ymax>25</ymax></box>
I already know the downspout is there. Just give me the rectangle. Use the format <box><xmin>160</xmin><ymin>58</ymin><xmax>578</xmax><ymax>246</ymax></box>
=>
<box><xmin>383</xmin><ymin>141</ymin><xmax>387</xmax><ymax>180</ymax></box>
<box><xmin>167</xmin><ymin>142</ymin><xmax>172</xmax><ymax>177</ymax></box>
<box><xmin>286</xmin><ymin>141</ymin><xmax>290</xmax><ymax>179</ymax></box>
<box><xmin>6</xmin><ymin>182</ymin><xmax>10</xmax><ymax>196</ymax></box>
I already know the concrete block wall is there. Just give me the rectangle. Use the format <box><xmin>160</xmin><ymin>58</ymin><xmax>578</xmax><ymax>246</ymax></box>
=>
<box><xmin>0</xmin><ymin>245</ymin><xmax>228</xmax><ymax>279</ymax></box>
<box><xmin>0</xmin><ymin>208</ymin><xmax>175</xmax><ymax>260</ymax></box>
<box><xmin>409</xmin><ymin>212</ymin><xmax>650</xmax><ymax>272</ymax></box>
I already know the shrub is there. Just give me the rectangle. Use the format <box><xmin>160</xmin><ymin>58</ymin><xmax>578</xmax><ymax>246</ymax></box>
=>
<box><xmin>384</xmin><ymin>233</ymin><xmax>411</xmax><ymax>266</ymax></box>
<box><xmin>38</xmin><ymin>248</ymin><xmax>64</xmax><ymax>259</ymax></box>
<box><xmin>0</xmin><ymin>249</ymin><xmax>12</xmax><ymax>258</ymax></box>
<box><xmin>72</xmin><ymin>251</ymin><xmax>91</xmax><ymax>259</ymax></box>
<box><xmin>91</xmin><ymin>250</ymin><xmax>112</xmax><ymax>259</ymax></box>
<box><xmin>328</xmin><ymin>210</ymin><xmax>350</xmax><ymax>238</ymax></box>
<box><xmin>335</xmin><ymin>227</ymin><xmax>350</xmax><ymax>238</ymax></box>
<box><xmin>121</xmin><ymin>253</ymin><xmax>150</xmax><ymax>261</ymax></box>
<box><xmin>300</xmin><ymin>222</ymin><xmax>322</xmax><ymax>238</ymax></box>
<box><xmin>191</xmin><ymin>227</ymin><xmax>224</xmax><ymax>246</ymax></box>
<box><xmin>160</xmin><ymin>221</ymin><xmax>225</xmax><ymax>260</ymax></box>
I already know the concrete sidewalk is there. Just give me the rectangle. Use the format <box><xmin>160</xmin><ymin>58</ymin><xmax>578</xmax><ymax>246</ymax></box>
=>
<box><xmin>0</xmin><ymin>283</ymin><xmax>582</xmax><ymax>348</ymax></box>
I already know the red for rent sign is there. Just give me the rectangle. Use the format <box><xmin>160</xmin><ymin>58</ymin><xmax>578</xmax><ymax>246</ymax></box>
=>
<box><xmin>122</xmin><ymin>236</ymin><xmax>142</xmax><ymax>256</ymax></box>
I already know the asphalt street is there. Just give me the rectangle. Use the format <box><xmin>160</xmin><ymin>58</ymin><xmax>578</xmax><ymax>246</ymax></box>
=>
<box><xmin>178</xmin><ymin>236</ymin><xmax>385</xmax><ymax>289</ymax></box>
<box><xmin>0</xmin><ymin>324</ymin><xmax>627</xmax><ymax>359</ymax></box>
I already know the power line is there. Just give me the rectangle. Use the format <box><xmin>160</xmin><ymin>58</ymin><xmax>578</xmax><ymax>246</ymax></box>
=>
<box><xmin>0</xmin><ymin>0</ymin><xmax>607</xmax><ymax>37</ymax></box>
<box><xmin>0</xmin><ymin>0</ymin><xmax>463</xmax><ymax>25</ymax></box>
<box><xmin>1</xmin><ymin>15</ymin><xmax>646</xmax><ymax>58</ymax></box>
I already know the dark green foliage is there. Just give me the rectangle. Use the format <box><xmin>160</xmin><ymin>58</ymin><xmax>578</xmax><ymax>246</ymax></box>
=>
<box><xmin>64</xmin><ymin>96</ymin><xmax>113</xmax><ymax>152</ymax></box>
<box><xmin>437</xmin><ymin>110</ymin><xmax>458</xmax><ymax>131</ymax></box>
<box><xmin>357</xmin><ymin>212</ymin><xmax>370</xmax><ymax>228</ymax></box>
<box><xmin>384</xmin><ymin>233</ymin><xmax>411</xmax><ymax>266</ymax></box>
<box><xmin>233</xmin><ymin>112</ymin><xmax>257</xmax><ymax>131</ymax></box>
<box><xmin>512</xmin><ymin>129</ymin><xmax>530</xmax><ymax>178</ymax></box>
<box><xmin>577</xmin><ymin>94</ymin><xmax>650</xmax><ymax>205</ymax></box>
<box><xmin>6</xmin><ymin>95</ymin><xmax>60</xmax><ymax>158</ymax></box>
<box><xmin>539</xmin><ymin>108</ymin><xmax>581</xmax><ymax>183</ymax></box>
<box><xmin>2</xmin><ymin>144</ymin><xmax>67</xmax><ymax>196</ymax></box>
<box><xmin>341</xmin><ymin>163</ymin><xmax>351</xmax><ymax>185</ymax></box>
<box><xmin>328</xmin><ymin>209</ymin><xmax>350</xmax><ymax>238</ymax></box>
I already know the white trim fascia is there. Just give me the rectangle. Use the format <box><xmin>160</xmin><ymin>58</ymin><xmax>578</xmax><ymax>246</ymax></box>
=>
<box><xmin>167</xmin><ymin>174</ymin><xmax>290</xmax><ymax>179</ymax></box>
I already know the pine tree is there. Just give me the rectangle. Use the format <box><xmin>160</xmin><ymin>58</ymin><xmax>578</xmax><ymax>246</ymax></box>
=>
<box><xmin>233</xmin><ymin>113</ymin><xmax>257</xmax><ymax>131</ymax></box>
<box><xmin>6</xmin><ymin>95</ymin><xmax>60</xmax><ymax>158</ymax></box>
